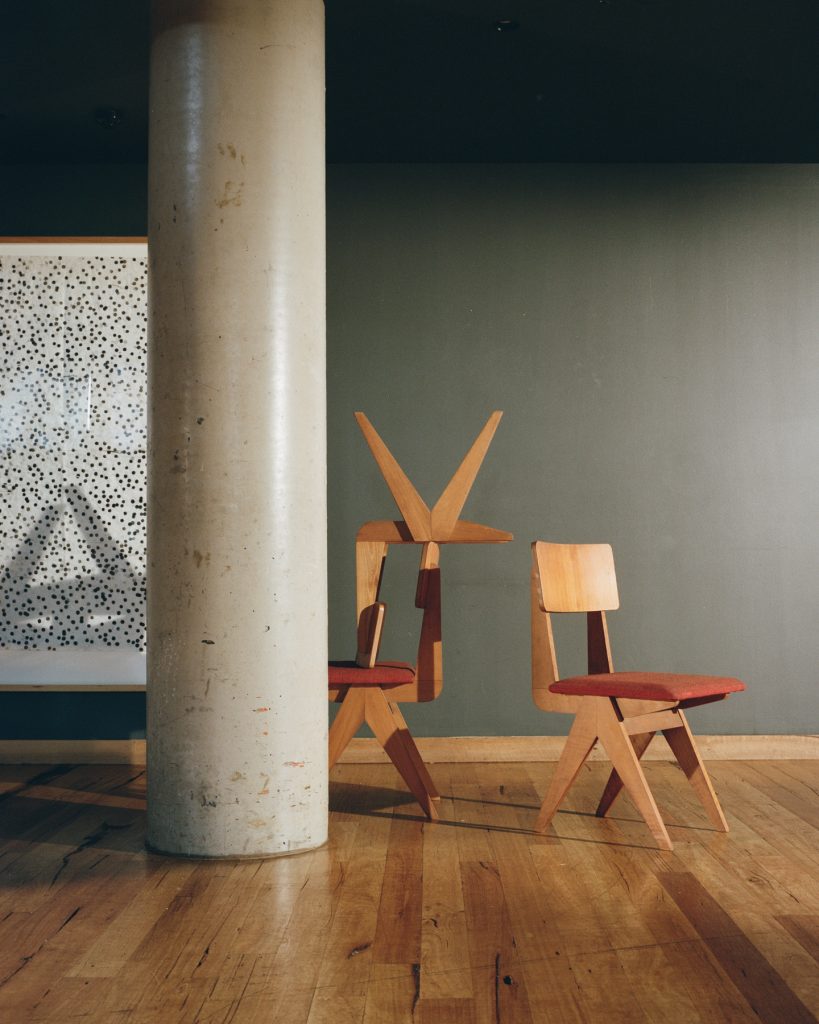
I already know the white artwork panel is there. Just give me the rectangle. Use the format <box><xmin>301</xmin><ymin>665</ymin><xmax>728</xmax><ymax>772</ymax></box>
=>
<box><xmin>0</xmin><ymin>249</ymin><xmax>147</xmax><ymax>683</ymax></box>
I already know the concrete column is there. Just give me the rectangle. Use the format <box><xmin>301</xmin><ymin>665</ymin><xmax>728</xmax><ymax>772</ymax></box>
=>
<box><xmin>146</xmin><ymin>0</ymin><xmax>327</xmax><ymax>857</ymax></box>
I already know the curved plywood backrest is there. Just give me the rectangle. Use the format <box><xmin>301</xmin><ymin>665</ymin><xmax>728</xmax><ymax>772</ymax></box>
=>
<box><xmin>533</xmin><ymin>541</ymin><xmax>620</xmax><ymax>613</ymax></box>
<box><xmin>355</xmin><ymin>601</ymin><xmax>386</xmax><ymax>669</ymax></box>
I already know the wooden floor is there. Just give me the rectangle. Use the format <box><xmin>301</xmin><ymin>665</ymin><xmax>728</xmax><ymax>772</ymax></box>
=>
<box><xmin>1</xmin><ymin>760</ymin><xmax>818</xmax><ymax>1023</ymax></box>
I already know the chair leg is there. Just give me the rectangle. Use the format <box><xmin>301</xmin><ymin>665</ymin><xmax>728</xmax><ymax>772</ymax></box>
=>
<box><xmin>595</xmin><ymin>731</ymin><xmax>655</xmax><ymax>818</ymax></box>
<box><xmin>389</xmin><ymin>701</ymin><xmax>440</xmax><ymax>801</ymax></box>
<box><xmin>328</xmin><ymin>689</ymin><xmax>366</xmax><ymax>769</ymax></box>
<box><xmin>534</xmin><ymin>704</ymin><xmax>599</xmax><ymax>833</ymax></box>
<box><xmin>597</xmin><ymin>704</ymin><xmax>673</xmax><ymax>851</ymax></box>
<box><xmin>364</xmin><ymin>689</ymin><xmax>439</xmax><ymax>821</ymax></box>
<box><xmin>663</xmin><ymin>713</ymin><xmax>729</xmax><ymax>832</ymax></box>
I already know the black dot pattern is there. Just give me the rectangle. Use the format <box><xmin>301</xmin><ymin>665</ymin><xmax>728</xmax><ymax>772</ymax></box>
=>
<box><xmin>0</xmin><ymin>255</ymin><xmax>147</xmax><ymax>651</ymax></box>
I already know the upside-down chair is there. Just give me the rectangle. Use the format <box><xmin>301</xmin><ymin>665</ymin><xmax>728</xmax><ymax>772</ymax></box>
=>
<box><xmin>328</xmin><ymin>411</ymin><xmax>512</xmax><ymax>818</ymax></box>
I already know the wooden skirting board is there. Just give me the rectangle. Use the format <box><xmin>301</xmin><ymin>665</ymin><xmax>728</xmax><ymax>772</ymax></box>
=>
<box><xmin>0</xmin><ymin>734</ymin><xmax>817</xmax><ymax>765</ymax></box>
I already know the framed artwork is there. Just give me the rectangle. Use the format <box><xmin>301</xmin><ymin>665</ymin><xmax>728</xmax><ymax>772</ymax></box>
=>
<box><xmin>0</xmin><ymin>239</ymin><xmax>148</xmax><ymax>688</ymax></box>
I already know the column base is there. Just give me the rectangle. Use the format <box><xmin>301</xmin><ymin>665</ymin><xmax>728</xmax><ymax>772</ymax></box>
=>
<box><xmin>144</xmin><ymin>836</ymin><xmax>328</xmax><ymax>861</ymax></box>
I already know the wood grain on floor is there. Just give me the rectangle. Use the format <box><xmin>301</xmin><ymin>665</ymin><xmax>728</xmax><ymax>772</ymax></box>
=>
<box><xmin>0</xmin><ymin>760</ymin><xmax>817</xmax><ymax>1023</ymax></box>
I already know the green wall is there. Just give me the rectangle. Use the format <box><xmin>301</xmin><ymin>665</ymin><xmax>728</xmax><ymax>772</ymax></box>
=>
<box><xmin>2</xmin><ymin>162</ymin><xmax>818</xmax><ymax>737</ymax></box>
<box><xmin>327</xmin><ymin>163</ymin><xmax>819</xmax><ymax>738</ymax></box>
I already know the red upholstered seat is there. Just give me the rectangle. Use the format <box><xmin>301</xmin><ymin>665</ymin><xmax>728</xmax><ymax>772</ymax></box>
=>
<box><xmin>328</xmin><ymin>660</ymin><xmax>416</xmax><ymax>686</ymax></box>
<box><xmin>549</xmin><ymin>672</ymin><xmax>745</xmax><ymax>703</ymax></box>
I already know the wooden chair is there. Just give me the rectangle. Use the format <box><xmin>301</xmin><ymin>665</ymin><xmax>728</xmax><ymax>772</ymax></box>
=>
<box><xmin>328</xmin><ymin>412</ymin><xmax>512</xmax><ymax>819</ymax></box>
<box><xmin>531</xmin><ymin>541</ymin><xmax>745</xmax><ymax>849</ymax></box>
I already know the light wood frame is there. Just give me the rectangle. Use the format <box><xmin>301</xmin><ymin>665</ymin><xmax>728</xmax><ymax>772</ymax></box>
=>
<box><xmin>531</xmin><ymin>541</ymin><xmax>741</xmax><ymax>850</ymax></box>
<box><xmin>328</xmin><ymin>411</ymin><xmax>512</xmax><ymax>819</ymax></box>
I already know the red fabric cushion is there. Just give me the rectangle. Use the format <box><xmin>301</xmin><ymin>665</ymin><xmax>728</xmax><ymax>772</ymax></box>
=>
<box><xmin>549</xmin><ymin>671</ymin><xmax>745</xmax><ymax>702</ymax></box>
<box><xmin>328</xmin><ymin>660</ymin><xmax>415</xmax><ymax>686</ymax></box>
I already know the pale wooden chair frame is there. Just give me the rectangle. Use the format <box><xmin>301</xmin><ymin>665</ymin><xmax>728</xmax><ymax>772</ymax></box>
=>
<box><xmin>328</xmin><ymin>411</ymin><xmax>512</xmax><ymax>819</ymax></box>
<box><xmin>531</xmin><ymin>541</ymin><xmax>738</xmax><ymax>850</ymax></box>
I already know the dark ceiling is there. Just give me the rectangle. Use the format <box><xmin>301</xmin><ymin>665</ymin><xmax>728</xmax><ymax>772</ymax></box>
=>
<box><xmin>1</xmin><ymin>0</ymin><xmax>817</xmax><ymax>164</ymax></box>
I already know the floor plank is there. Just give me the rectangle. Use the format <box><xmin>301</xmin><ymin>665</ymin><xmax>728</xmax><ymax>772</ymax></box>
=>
<box><xmin>0</xmin><ymin>760</ymin><xmax>817</xmax><ymax>1023</ymax></box>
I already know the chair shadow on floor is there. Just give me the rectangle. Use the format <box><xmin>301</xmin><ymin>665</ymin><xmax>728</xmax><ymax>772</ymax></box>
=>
<box><xmin>329</xmin><ymin>779</ymin><xmax>418</xmax><ymax>814</ymax></box>
<box><xmin>329</xmin><ymin>779</ymin><xmax>695</xmax><ymax>849</ymax></box>
<box><xmin>449</xmin><ymin>791</ymin><xmax>720</xmax><ymax>833</ymax></box>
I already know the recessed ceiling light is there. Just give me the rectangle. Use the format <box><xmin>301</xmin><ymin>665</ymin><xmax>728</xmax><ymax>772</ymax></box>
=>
<box><xmin>494</xmin><ymin>19</ymin><xmax>520</xmax><ymax>32</ymax></box>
